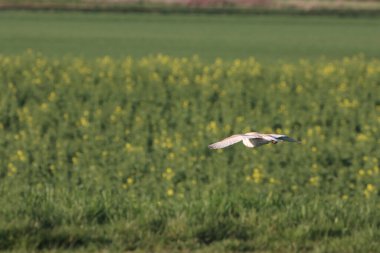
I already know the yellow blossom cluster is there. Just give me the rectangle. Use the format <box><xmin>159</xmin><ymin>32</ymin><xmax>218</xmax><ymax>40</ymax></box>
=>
<box><xmin>0</xmin><ymin>52</ymin><xmax>379</xmax><ymax>202</ymax></box>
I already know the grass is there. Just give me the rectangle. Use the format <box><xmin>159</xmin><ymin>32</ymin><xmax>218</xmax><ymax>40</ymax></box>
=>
<box><xmin>1</xmin><ymin>188</ymin><xmax>379</xmax><ymax>252</ymax></box>
<box><xmin>1</xmin><ymin>11</ymin><xmax>380</xmax><ymax>61</ymax></box>
<box><xmin>0</xmin><ymin>53</ymin><xmax>379</xmax><ymax>252</ymax></box>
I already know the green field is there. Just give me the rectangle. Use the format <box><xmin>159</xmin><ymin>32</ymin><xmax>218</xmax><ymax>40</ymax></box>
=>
<box><xmin>1</xmin><ymin>10</ymin><xmax>380</xmax><ymax>253</ymax></box>
<box><xmin>1</xmin><ymin>12</ymin><xmax>380</xmax><ymax>61</ymax></box>
<box><xmin>0</xmin><ymin>52</ymin><xmax>379</xmax><ymax>252</ymax></box>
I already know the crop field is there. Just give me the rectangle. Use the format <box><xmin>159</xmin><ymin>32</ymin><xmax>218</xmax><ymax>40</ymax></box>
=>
<box><xmin>0</xmin><ymin>51</ymin><xmax>379</xmax><ymax>252</ymax></box>
<box><xmin>1</xmin><ymin>12</ymin><xmax>380</xmax><ymax>62</ymax></box>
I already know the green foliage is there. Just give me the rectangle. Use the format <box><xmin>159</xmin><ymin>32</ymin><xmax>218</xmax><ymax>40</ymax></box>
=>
<box><xmin>0</xmin><ymin>52</ymin><xmax>379</xmax><ymax>252</ymax></box>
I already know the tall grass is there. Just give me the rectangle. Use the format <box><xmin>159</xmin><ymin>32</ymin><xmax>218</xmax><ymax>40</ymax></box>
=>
<box><xmin>0</xmin><ymin>52</ymin><xmax>379</xmax><ymax>252</ymax></box>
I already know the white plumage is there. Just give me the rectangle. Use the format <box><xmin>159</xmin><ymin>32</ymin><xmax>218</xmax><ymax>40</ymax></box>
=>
<box><xmin>208</xmin><ymin>132</ymin><xmax>300</xmax><ymax>149</ymax></box>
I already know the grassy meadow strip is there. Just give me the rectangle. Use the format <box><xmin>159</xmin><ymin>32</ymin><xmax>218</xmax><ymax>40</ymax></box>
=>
<box><xmin>0</xmin><ymin>52</ymin><xmax>379</xmax><ymax>251</ymax></box>
<box><xmin>2</xmin><ymin>12</ymin><xmax>380</xmax><ymax>62</ymax></box>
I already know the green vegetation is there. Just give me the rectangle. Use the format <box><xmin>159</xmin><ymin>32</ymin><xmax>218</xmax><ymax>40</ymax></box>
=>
<box><xmin>1</xmin><ymin>12</ymin><xmax>380</xmax><ymax>62</ymax></box>
<box><xmin>0</xmin><ymin>52</ymin><xmax>379</xmax><ymax>252</ymax></box>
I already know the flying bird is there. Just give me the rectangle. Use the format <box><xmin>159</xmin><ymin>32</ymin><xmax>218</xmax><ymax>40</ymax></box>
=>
<box><xmin>208</xmin><ymin>132</ymin><xmax>300</xmax><ymax>149</ymax></box>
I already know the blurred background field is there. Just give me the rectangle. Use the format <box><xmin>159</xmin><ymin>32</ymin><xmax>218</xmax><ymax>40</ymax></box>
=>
<box><xmin>0</xmin><ymin>1</ymin><xmax>380</xmax><ymax>252</ymax></box>
<box><xmin>2</xmin><ymin>0</ymin><xmax>380</xmax><ymax>13</ymax></box>
<box><xmin>1</xmin><ymin>12</ymin><xmax>380</xmax><ymax>62</ymax></box>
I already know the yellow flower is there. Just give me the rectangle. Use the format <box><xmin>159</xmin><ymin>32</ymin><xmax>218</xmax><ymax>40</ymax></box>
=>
<box><xmin>223</xmin><ymin>124</ymin><xmax>231</xmax><ymax>132</ymax></box>
<box><xmin>338</xmin><ymin>82</ymin><xmax>347</xmax><ymax>92</ymax></box>
<box><xmin>252</xmin><ymin>168</ymin><xmax>263</xmax><ymax>183</ymax></box>
<box><xmin>269</xmin><ymin>177</ymin><xmax>278</xmax><ymax>184</ymax></box>
<box><xmin>114</xmin><ymin>106</ymin><xmax>122</xmax><ymax>114</ymax></box>
<box><xmin>296</xmin><ymin>84</ymin><xmax>303</xmax><ymax>94</ymax></box>
<box><xmin>182</xmin><ymin>100</ymin><xmax>189</xmax><ymax>109</ymax></box>
<box><xmin>373</xmin><ymin>166</ymin><xmax>379</xmax><ymax>175</ymax></box>
<box><xmin>236</xmin><ymin>116</ymin><xmax>244</xmax><ymax>123</ymax></box>
<box><xmin>167</xmin><ymin>188</ymin><xmax>174</xmax><ymax>197</ymax></box>
<box><xmin>40</xmin><ymin>103</ymin><xmax>48</xmax><ymax>111</ymax></box>
<box><xmin>79</xmin><ymin>117</ymin><xmax>89</xmax><ymax>128</ymax></box>
<box><xmin>358</xmin><ymin>169</ymin><xmax>366</xmax><ymax>177</ymax></box>
<box><xmin>127</xmin><ymin>177</ymin><xmax>134</xmax><ymax>185</ymax></box>
<box><xmin>48</xmin><ymin>92</ymin><xmax>57</xmax><ymax>102</ymax></box>
<box><xmin>242</xmin><ymin>126</ymin><xmax>251</xmax><ymax>133</ymax></box>
<box><xmin>322</xmin><ymin>64</ymin><xmax>335</xmax><ymax>76</ymax></box>
<box><xmin>366</xmin><ymin>65</ymin><xmax>376</xmax><ymax>75</ymax></box>
<box><xmin>7</xmin><ymin>162</ymin><xmax>17</xmax><ymax>176</ymax></box>
<box><xmin>162</xmin><ymin>138</ymin><xmax>173</xmax><ymax>149</ymax></box>
<box><xmin>366</xmin><ymin>184</ymin><xmax>375</xmax><ymax>192</ymax></box>
<box><xmin>72</xmin><ymin>156</ymin><xmax>79</xmax><ymax>165</ymax></box>
<box><xmin>168</xmin><ymin>152</ymin><xmax>175</xmax><ymax>160</ymax></box>
<box><xmin>356</xmin><ymin>133</ymin><xmax>369</xmax><ymax>142</ymax></box>
<box><xmin>16</xmin><ymin>150</ymin><xmax>26</xmax><ymax>162</ymax></box>
<box><xmin>339</xmin><ymin>98</ymin><xmax>359</xmax><ymax>109</ymax></box>
<box><xmin>125</xmin><ymin>143</ymin><xmax>134</xmax><ymax>152</ymax></box>
<box><xmin>50</xmin><ymin>165</ymin><xmax>56</xmax><ymax>171</ymax></box>
<box><xmin>364</xmin><ymin>184</ymin><xmax>376</xmax><ymax>198</ymax></box>
<box><xmin>162</xmin><ymin>167</ymin><xmax>175</xmax><ymax>181</ymax></box>
<box><xmin>309</xmin><ymin>176</ymin><xmax>320</xmax><ymax>186</ymax></box>
<box><xmin>32</xmin><ymin>78</ymin><xmax>42</xmax><ymax>85</ymax></box>
<box><xmin>206</xmin><ymin>121</ymin><xmax>218</xmax><ymax>133</ymax></box>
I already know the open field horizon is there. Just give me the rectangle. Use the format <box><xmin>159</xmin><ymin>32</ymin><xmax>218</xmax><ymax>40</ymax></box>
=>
<box><xmin>1</xmin><ymin>12</ymin><xmax>380</xmax><ymax>62</ymax></box>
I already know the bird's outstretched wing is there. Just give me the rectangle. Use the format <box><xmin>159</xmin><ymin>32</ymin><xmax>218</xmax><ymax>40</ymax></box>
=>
<box><xmin>208</xmin><ymin>135</ymin><xmax>244</xmax><ymax>149</ymax></box>
<box><xmin>250</xmin><ymin>138</ymin><xmax>271</xmax><ymax>147</ymax></box>
<box><xmin>269</xmin><ymin>134</ymin><xmax>300</xmax><ymax>143</ymax></box>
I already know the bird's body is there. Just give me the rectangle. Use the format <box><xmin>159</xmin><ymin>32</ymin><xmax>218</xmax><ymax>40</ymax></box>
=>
<box><xmin>208</xmin><ymin>132</ymin><xmax>300</xmax><ymax>149</ymax></box>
